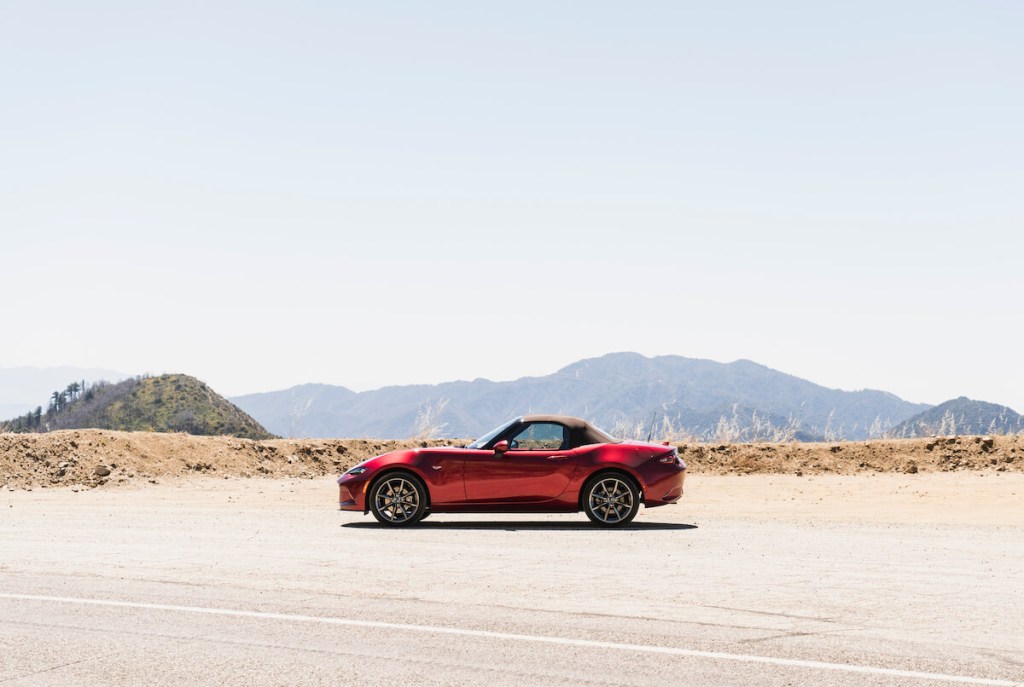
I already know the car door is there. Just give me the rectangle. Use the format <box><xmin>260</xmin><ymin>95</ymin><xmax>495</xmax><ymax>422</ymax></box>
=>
<box><xmin>464</xmin><ymin>422</ymin><xmax>577</xmax><ymax>502</ymax></box>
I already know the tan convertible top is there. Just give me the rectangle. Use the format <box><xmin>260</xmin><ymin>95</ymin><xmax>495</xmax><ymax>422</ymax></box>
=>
<box><xmin>522</xmin><ymin>414</ymin><xmax>592</xmax><ymax>428</ymax></box>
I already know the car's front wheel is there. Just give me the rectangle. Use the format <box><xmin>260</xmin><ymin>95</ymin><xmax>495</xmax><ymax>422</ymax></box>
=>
<box><xmin>583</xmin><ymin>472</ymin><xmax>640</xmax><ymax>527</ymax></box>
<box><xmin>369</xmin><ymin>473</ymin><xmax>427</xmax><ymax>526</ymax></box>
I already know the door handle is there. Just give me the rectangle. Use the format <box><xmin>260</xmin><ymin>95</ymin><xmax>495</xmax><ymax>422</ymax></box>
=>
<box><xmin>547</xmin><ymin>455</ymin><xmax>568</xmax><ymax>461</ymax></box>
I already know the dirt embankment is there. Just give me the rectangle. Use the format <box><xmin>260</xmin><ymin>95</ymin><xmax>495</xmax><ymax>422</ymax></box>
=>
<box><xmin>1</xmin><ymin>430</ymin><xmax>1022</xmax><ymax>490</ymax></box>
<box><xmin>680</xmin><ymin>434</ymin><xmax>1023</xmax><ymax>475</ymax></box>
<box><xmin>0</xmin><ymin>430</ymin><xmax>454</xmax><ymax>490</ymax></box>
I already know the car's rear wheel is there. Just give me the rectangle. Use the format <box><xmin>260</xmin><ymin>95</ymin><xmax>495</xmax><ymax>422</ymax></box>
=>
<box><xmin>583</xmin><ymin>472</ymin><xmax>640</xmax><ymax>527</ymax></box>
<box><xmin>369</xmin><ymin>473</ymin><xmax>427</xmax><ymax>526</ymax></box>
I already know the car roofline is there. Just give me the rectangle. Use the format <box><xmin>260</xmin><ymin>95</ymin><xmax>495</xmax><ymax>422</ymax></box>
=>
<box><xmin>521</xmin><ymin>414</ymin><xmax>592</xmax><ymax>430</ymax></box>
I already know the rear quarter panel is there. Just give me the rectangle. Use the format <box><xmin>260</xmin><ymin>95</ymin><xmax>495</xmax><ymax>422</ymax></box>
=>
<box><xmin>570</xmin><ymin>443</ymin><xmax>682</xmax><ymax>506</ymax></box>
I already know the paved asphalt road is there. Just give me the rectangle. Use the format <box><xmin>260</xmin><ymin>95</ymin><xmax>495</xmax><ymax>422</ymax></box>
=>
<box><xmin>1</xmin><ymin>477</ymin><xmax>1022</xmax><ymax>686</ymax></box>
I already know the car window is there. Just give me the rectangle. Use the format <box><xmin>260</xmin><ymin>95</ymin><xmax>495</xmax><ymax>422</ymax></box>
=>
<box><xmin>509</xmin><ymin>422</ymin><xmax>567</xmax><ymax>451</ymax></box>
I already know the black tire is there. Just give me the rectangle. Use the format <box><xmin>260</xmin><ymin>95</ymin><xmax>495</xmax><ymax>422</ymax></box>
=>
<box><xmin>582</xmin><ymin>472</ymin><xmax>640</xmax><ymax>527</ymax></box>
<box><xmin>369</xmin><ymin>472</ymin><xmax>427</xmax><ymax>527</ymax></box>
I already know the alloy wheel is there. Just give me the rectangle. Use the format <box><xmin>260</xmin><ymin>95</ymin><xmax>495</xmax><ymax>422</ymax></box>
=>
<box><xmin>372</xmin><ymin>476</ymin><xmax>422</xmax><ymax>524</ymax></box>
<box><xmin>586</xmin><ymin>477</ymin><xmax>636</xmax><ymax>525</ymax></box>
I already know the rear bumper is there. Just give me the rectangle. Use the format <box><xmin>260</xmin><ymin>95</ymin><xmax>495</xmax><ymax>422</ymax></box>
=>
<box><xmin>643</xmin><ymin>469</ymin><xmax>685</xmax><ymax>508</ymax></box>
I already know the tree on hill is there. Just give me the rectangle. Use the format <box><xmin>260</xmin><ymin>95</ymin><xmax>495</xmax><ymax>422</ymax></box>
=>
<box><xmin>2</xmin><ymin>374</ymin><xmax>274</xmax><ymax>440</ymax></box>
<box><xmin>2</xmin><ymin>406</ymin><xmax>43</xmax><ymax>432</ymax></box>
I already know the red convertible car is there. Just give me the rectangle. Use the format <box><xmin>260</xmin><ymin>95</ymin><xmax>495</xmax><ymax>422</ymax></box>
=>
<box><xmin>336</xmin><ymin>415</ymin><xmax>686</xmax><ymax>527</ymax></box>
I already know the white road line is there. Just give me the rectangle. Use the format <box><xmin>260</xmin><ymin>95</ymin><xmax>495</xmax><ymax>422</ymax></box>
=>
<box><xmin>0</xmin><ymin>593</ymin><xmax>1019</xmax><ymax>686</ymax></box>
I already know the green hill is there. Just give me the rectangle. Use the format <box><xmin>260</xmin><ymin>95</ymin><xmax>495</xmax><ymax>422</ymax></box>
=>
<box><xmin>2</xmin><ymin>374</ymin><xmax>275</xmax><ymax>440</ymax></box>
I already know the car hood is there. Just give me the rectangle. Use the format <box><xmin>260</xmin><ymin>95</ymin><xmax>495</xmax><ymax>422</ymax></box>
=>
<box><xmin>362</xmin><ymin>445</ymin><xmax>466</xmax><ymax>466</ymax></box>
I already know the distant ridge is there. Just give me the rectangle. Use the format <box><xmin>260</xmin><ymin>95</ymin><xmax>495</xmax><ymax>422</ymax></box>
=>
<box><xmin>2</xmin><ymin>374</ymin><xmax>274</xmax><ymax>440</ymax></box>
<box><xmin>231</xmin><ymin>352</ymin><xmax>932</xmax><ymax>441</ymax></box>
<box><xmin>889</xmin><ymin>397</ymin><xmax>1024</xmax><ymax>438</ymax></box>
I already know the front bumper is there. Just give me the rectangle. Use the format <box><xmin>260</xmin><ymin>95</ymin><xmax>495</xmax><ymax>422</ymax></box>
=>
<box><xmin>337</xmin><ymin>475</ymin><xmax>370</xmax><ymax>511</ymax></box>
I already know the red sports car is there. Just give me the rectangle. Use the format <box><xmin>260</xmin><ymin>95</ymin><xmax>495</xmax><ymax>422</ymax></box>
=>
<box><xmin>336</xmin><ymin>414</ymin><xmax>686</xmax><ymax>527</ymax></box>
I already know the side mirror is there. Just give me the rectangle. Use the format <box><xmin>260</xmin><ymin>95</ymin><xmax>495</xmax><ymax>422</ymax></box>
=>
<box><xmin>493</xmin><ymin>440</ymin><xmax>510</xmax><ymax>454</ymax></box>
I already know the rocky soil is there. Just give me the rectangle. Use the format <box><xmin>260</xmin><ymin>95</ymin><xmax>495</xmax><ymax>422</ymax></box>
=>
<box><xmin>679</xmin><ymin>434</ymin><xmax>1024</xmax><ymax>476</ymax></box>
<box><xmin>1</xmin><ymin>430</ymin><xmax>1022</xmax><ymax>490</ymax></box>
<box><xmin>0</xmin><ymin>431</ymin><xmax>454</xmax><ymax>490</ymax></box>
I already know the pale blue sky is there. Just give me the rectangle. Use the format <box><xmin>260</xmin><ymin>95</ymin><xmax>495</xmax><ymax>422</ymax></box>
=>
<box><xmin>1</xmin><ymin>1</ymin><xmax>1021</xmax><ymax>409</ymax></box>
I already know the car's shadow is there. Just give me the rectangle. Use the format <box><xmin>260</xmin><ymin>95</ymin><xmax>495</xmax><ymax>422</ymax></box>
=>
<box><xmin>343</xmin><ymin>520</ymin><xmax>697</xmax><ymax>531</ymax></box>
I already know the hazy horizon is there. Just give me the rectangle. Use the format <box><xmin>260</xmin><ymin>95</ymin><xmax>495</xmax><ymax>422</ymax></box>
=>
<box><xmin>2</xmin><ymin>2</ymin><xmax>1021</xmax><ymax>411</ymax></box>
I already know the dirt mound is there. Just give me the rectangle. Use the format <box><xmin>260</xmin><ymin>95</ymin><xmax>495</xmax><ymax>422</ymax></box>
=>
<box><xmin>680</xmin><ymin>434</ymin><xmax>1023</xmax><ymax>475</ymax></box>
<box><xmin>0</xmin><ymin>430</ymin><xmax>454</xmax><ymax>490</ymax></box>
<box><xmin>1</xmin><ymin>430</ymin><xmax>1021</xmax><ymax>490</ymax></box>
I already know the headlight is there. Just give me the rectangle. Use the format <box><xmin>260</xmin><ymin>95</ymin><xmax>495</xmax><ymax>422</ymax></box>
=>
<box><xmin>346</xmin><ymin>467</ymin><xmax>367</xmax><ymax>476</ymax></box>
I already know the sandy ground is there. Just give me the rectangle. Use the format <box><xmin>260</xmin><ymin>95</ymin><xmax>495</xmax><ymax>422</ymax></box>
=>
<box><xmin>687</xmin><ymin>471</ymin><xmax>1024</xmax><ymax>526</ymax></box>
<box><xmin>1</xmin><ymin>473</ymin><xmax>1022</xmax><ymax>686</ymax></box>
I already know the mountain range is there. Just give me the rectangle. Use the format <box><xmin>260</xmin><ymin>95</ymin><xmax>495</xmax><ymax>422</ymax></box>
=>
<box><xmin>4</xmin><ymin>355</ymin><xmax>1020</xmax><ymax>442</ymax></box>
<box><xmin>231</xmin><ymin>352</ymin><xmax>934</xmax><ymax>441</ymax></box>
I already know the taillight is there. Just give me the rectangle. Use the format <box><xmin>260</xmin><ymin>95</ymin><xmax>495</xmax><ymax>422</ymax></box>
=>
<box><xmin>659</xmin><ymin>449</ymin><xmax>685</xmax><ymax>469</ymax></box>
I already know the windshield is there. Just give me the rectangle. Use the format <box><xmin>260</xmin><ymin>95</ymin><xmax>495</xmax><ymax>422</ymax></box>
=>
<box><xmin>466</xmin><ymin>418</ymin><xmax>520</xmax><ymax>449</ymax></box>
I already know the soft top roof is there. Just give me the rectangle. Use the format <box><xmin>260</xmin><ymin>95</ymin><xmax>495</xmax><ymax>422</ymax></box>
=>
<box><xmin>522</xmin><ymin>414</ymin><xmax>592</xmax><ymax>428</ymax></box>
<box><xmin>520</xmin><ymin>414</ymin><xmax>620</xmax><ymax>446</ymax></box>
